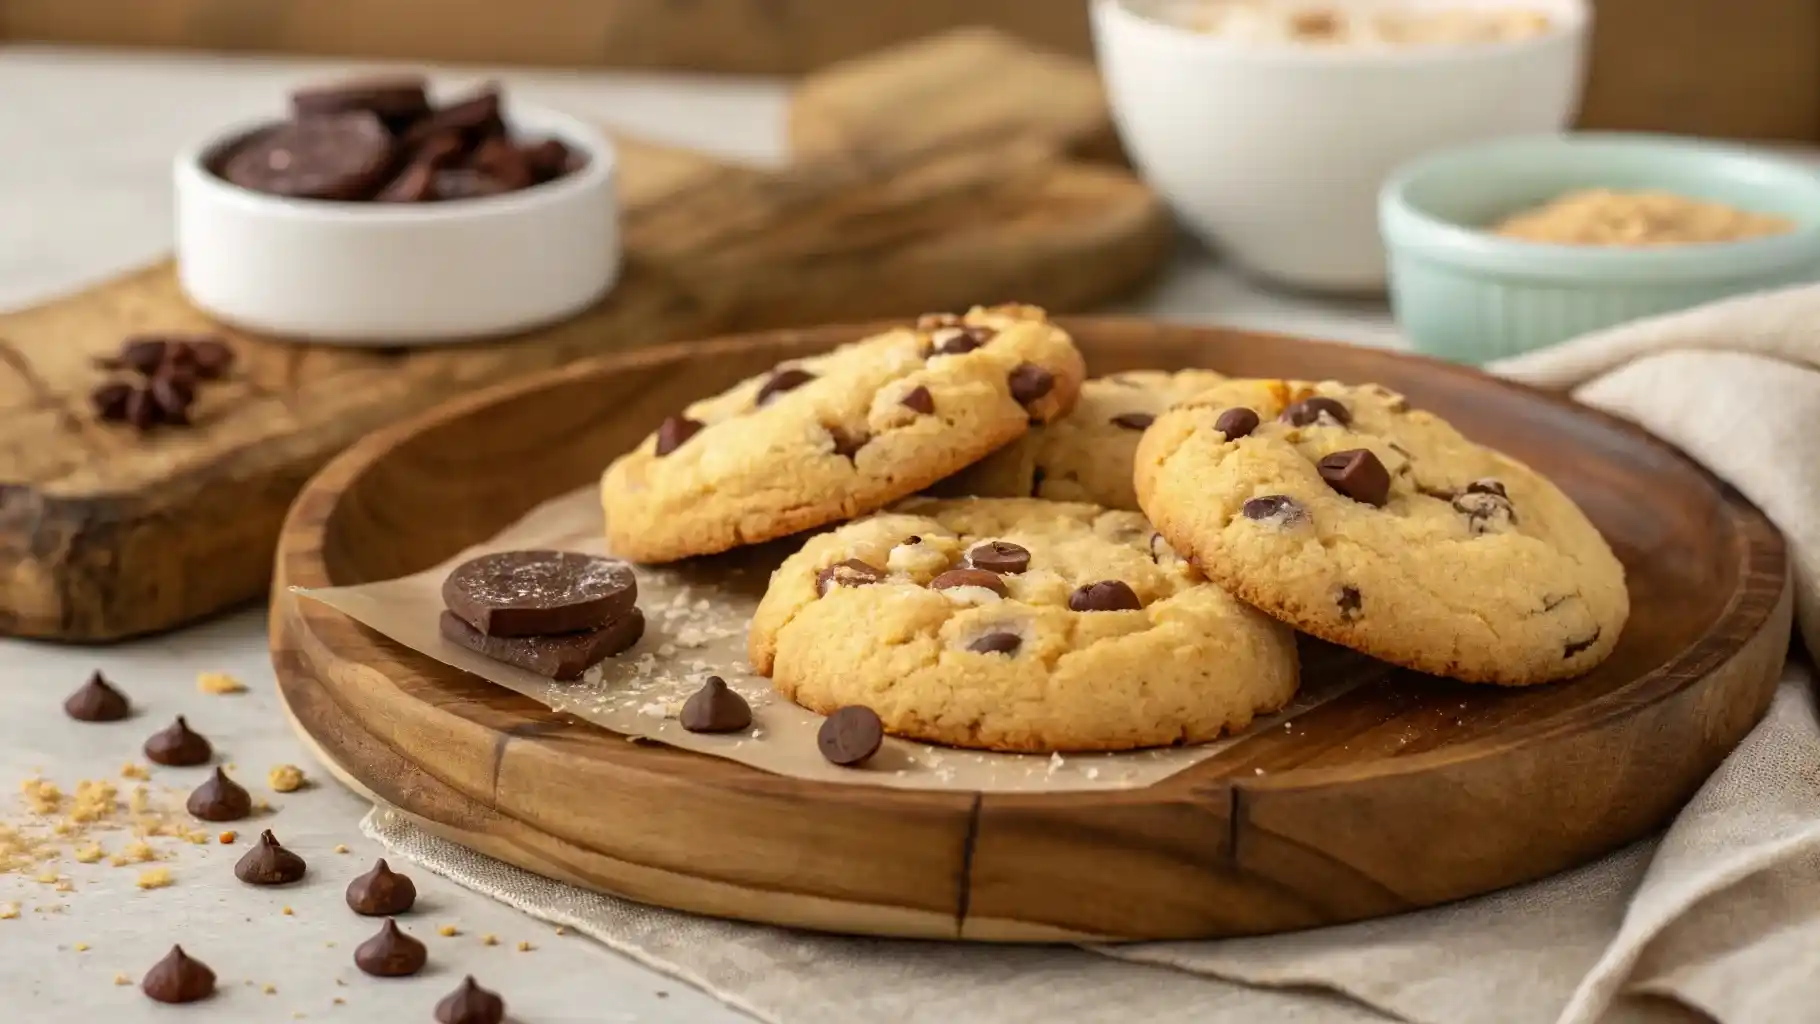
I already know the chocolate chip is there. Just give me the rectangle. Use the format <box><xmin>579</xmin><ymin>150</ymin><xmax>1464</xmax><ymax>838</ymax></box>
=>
<box><xmin>144</xmin><ymin>716</ymin><xmax>212</xmax><ymax>766</ymax></box>
<box><xmin>470</xmin><ymin>135</ymin><xmax>536</xmax><ymax>190</ymax></box>
<box><xmin>113</xmin><ymin>338</ymin><xmax>171</xmax><ymax>376</ymax></box>
<box><xmin>931</xmin><ymin>325</ymin><xmax>994</xmax><ymax>354</ymax></box>
<box><xmin>1007</xmin><ymin>363</ymin><xmax>1055</xmax><ymax>406</ymax></box>
<box><xmin>900</xmin><ymin>386</ymin><xmax>935</xmax><ymax>414</ymax></box>
<box><xmin>185</xmin><ymin>338</ymin><xmax>234</xmax><ymax>378</ymax></box>
<box><xmin>966</xmin><ymin>541</ymin><xmax>1030</xmax><ymax>575</ymax></box>
<box><xmin>1280</xmin><ymin>396</ymin><xmax>1350</xmax><ymax>427</ymax></box>
<box><xmin>124</xmin><ymin>387</ymin><xmax>160</xmax><ymax>431</ymax></box>
<box><xmin>1241</xmin><ymin>495</ymin><xmax>1306</xmax><ymax>524</ymax></box>
<box><xmin>1337</xmin><ymin>585</ymin><xmax>1363</xmax><ymax>620</ymax></box>
<box><xmin>1466</xmin><ymin>479</ymin><xmax>1508</xmax><ymax>499</ymax></box>
<box><xmin>1215</xmin><ymin>407</ymin><xmax>1261</xmax><ymax>439</ymax></box>
<box><xmin>817</xmin><ymin>706</ymin><xmax>884</xmax><ymax>767</ymax></box>
<box><xmin>141</xmin><ymin>946</ymin><xmax>215</xmax><ymax>1004</ymax></box>
<box><xmin>148</xmin><ymin>373</ymin><xmax>195</xmax><ymax>423</ymax></box>
<box><xmin>355</xmin><ymin>919</ymin><xmax>428</xmax><ymax>977</ymax></box>
<box><xmin>64</xmin><ymin>671</ymin><xmax>130</xmax><ymax>722</ymax></box>
<box><xmin>439</xmin><ymin>609</ymin><xmax>644</xmax><ymax>682</ymax></box>
<box><xmin>441</xmin><ymin>550</ymin><xmax>637</xmax><ymax>638</ymax></box>
<box><xmin>929</xmin><ymin>568</ymin><xmax>1009</xmax><ymax>597</ymax></box>
<box><xmin>816</xmin><ymin>559</ymin><xmax>884</xmax><ymax>595</ymax></box>
<box><xmin>1110</xmin><ymin>412</ymin><xmax>1154</xmax><ymax>431</ymax></box>
<box><xmin>903</xmin><ymin>535</ymin><xmax>922</xmax><ymax>545</ymax></box>
<box><xmin>90</xmin><ymin>382</ymin><xmax>134</xmax><ymax>422</ymax></box>
<box><xmin>679</xmin><ymin>676</ymin><xmax>752</xmax><ymax>734</ymax></box>
<box><xmin>1564</xmin><ymin>629</ymin><xmax>1601</xmax><ymax>658</ymax></box>
<box><xmin>347</xmin><ymin>858</ymin><xmax>417</xmax><ymax>916</ymax></box>
<box><xmin>755</xmin><ymin>367</ymin><xmax>816</xmax><ymax>406</ymax></box>
<box><xmin>828</xmin><ymin>426</ymin><xmax>868</xmax><ymax>459</ymax></box>
<box><xmin>1068</xmin><ymin>580</ymin><xmax>1142</xmax><ymax>612</ymax></box>
<box><xmin>1453</xmin><ymin>491</ymin><xmax>1518</xmax><ymax>535</ymax></box>
<box><xmin>435</xmin><ymin>976</ymin><xmax>507</xmax><ymax>1024</ymax></box>
<box><xmin>1318</xmin><ymin>449</ymin><xmax>1391</xmax><ymax>507</ymax></box>
<box><xmin>186</xmin><ymin>767</ymin><xmax>252</xmax><ymax>822</ymax></box>
<box><xmin>967</xmin><ymin>632</ymin><xmax>1021</xmax><ymax>655</ymax></box>
<box><xmin>654</xmin><ymin>415</ymin><xmax>703</xmax><ymax>456</ymax></box>
<box><xmin>234</xmin><ymin>829</ymin><xmax>307</xmax><ymax>885</ymax></box>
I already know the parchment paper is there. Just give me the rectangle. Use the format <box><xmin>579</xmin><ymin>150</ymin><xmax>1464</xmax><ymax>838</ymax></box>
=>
<box><xmin>294</xmin><ymin>486</ymin><xmax>1356</xmax><ymax>793</ymax></box>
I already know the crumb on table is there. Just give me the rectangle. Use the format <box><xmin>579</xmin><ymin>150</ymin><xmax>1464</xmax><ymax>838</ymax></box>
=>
<box><xmin>197</xmin><ymin>672</ymin><xmax>248</xmax><ymax>695</ymax></box>
<box><xmin>267</xmin><ymin>765</ymin><xmax>307</xmax><ymax>793</ymax></box>
<box><xmin>135</xmin><ymin>868</ymin><xmax>172</xmax><ymax>890</ymax></box>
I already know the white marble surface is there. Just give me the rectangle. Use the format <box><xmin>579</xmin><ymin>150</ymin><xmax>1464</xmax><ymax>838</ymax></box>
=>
<box><xmin>0</xmin><ymin>45</ymin><xmax>1397</xmax><ymax>1021</ymax></box>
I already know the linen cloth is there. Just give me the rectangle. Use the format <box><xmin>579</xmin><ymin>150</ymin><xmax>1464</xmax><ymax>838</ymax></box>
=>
<box><xmin>362</xmin><ymin>284</ymin><xmax>1820</xmax><ymax>1023</ymax></box>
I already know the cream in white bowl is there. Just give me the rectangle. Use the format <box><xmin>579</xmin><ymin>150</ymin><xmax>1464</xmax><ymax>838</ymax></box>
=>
<box><xmin>174</xmin><ymin>102</ymin><xmax>619</xmax><ymax>346</ymax></box>
<box><xmin>1091</xmin><ymin>0</ymin><xmax>1589</xmax><ymax>293</ymax></box>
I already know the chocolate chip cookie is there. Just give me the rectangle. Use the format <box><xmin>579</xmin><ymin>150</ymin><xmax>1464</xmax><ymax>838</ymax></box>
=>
<box><xmin>748</xmin><ymin>497</ymin><xmax>1299</xmax><ymax>752</ymax></box>
<box><xmin>1134</xmin><ymin>379</ymin><xmax>1629</xmax><ymax>685</ymax></box>
<box><xmin>600</xmin><ymin>305</ymin><xmax>1086</xmax><ymax>563</ymax></box>
<box><xmin>936</xmin><ymin>369</ymin><xmax>1227</xmax><ymax>510</ymax></box>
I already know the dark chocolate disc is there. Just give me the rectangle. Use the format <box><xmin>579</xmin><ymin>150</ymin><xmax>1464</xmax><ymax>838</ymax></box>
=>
<box><xmin>221</xmin><ymin>113</ymin><xmax>397</xmax><ymax>201</ymax></box>
<box><xmin>441</xmin><ymin>550</ymin><xmax>637</xmax><ymax>638</ymax></box>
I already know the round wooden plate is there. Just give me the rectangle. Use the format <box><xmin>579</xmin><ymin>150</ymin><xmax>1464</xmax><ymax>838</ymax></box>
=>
<box><xmin>272</xmin><ymin>318</ymin><xmax>1791</xmax><ymax>943</ymax></box>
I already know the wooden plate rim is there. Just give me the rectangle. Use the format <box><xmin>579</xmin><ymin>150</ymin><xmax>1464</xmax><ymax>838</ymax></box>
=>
<box><xmin>276</xmin><ymin>317</ymin><xmax>1789</xmax><ymax>803</ymax></box>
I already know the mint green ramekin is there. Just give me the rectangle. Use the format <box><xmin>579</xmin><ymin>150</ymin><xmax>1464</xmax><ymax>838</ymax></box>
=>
<box><xmin>1379</xmin><ymin>133</ymin><xmax>1820</xmax><ymax>364</ymax></box>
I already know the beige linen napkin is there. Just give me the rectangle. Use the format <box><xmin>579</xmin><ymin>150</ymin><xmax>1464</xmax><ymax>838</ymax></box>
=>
<box><xmin>357</xmin><ymin>284</ymin><xmax>1820</xmax><ymax>1024</ymax></box>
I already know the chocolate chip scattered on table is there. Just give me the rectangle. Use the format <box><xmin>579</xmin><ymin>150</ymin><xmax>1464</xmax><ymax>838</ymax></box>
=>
<box><xmin>347</xmin><ymin>858</ymin><xmax>418</xmax><ymax>915</ymax></box>
<box><xmin>89</xmin><ymin>334</ymin><xmax>236</xmax><ymax>433</ymax></box>
<box><xmin>214</xmin><ymin>76</ymin><xmax>585</xmax><ymax>204</ymax></box>
<box><xmin>438</xmin><ymin>550</ymin><xmax>644</xmax><ymax>680</ymax></box>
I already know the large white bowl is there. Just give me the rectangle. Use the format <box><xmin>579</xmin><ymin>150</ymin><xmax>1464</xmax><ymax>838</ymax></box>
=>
<box><xmin>1091</xmin><ymin>0</ymin><xmax>1590</xmax><ymax>293</ymax></box>
<box><xmin>174</xmin><ymin>102</ymin><xmax>619</xmax><ymax>346</ymax></box>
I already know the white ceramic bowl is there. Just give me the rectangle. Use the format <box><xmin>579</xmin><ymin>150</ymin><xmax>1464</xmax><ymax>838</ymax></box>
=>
<box><xmin>174</xmin><ymin>102</ymin><xmax>619</xmax><ymax>345</ymax></box>
<box><xmin>1091</xmin><ymin>0</ymin><xmax>1590</xmax><ymax>293</ymax></box>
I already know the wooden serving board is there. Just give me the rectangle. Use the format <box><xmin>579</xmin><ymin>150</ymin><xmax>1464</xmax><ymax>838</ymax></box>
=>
<box><xmin>271</xmin><ymin>319</ymin><xmax>1790</xmax><ymax>942</ymax></box>
<box><xmin>0</xmin><ymin>34</ymin><xmax>1169</xmax><ymax>642</ymax></box>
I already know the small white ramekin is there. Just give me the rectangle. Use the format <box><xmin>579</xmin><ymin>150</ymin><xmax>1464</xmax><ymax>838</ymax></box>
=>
<box><xmin>174</xmin><ymin>102</ymin><xmax>619</xmax><ymax>346</ymax></box>
<box><xmin>1091</xmin><ymin>0</ymin><xmax>1589</xmax><ymax>294</ymax></box>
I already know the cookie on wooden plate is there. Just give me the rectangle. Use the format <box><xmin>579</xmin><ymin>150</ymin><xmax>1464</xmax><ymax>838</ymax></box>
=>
<box><xmin>600</xmin><ymin>305</ymin><xmax>1085</xmax><ymax>563</ymax></box>
<box><xmin>748</xmin><ymin>497</ymin><xmax>1299</xmax><ymax>753</ymax></box>
<box><xmin>1134</xmin><ymin>378</ymin><xmax>1629</xmax><ymax>685</ymax></box>
<box><xmin>934</xmin><ymin>369</ymin><xmax>1226</xmax><ymax>510</ymax></box>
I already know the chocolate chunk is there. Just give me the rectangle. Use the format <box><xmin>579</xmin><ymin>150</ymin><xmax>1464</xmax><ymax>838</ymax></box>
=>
<box><xmin>346</xmin><ymin>859</ymin><xmax>417</xmax><ymax>916</ymax></box>
<box><xmin>182</xmin><ymin>335</ymin><xmax>235</xmax><ymax>376</ymax></box>
<box><xmin>1007</xmin><ymin>363</ymin><xmax>1055</xmax><ymax>406</ymax></box>
<box><xmin>470</xmin><ymin>136</ymin><xmax>536</xmax><ymax>191</ymax></box>
<box><xmin>222</xmin><ymin>112</ymin><xmax>396</xmax><ymax>201</ymax></box>
<box><xmin>900</xmin><ymin>386</ymin><xmax>935</xmax><ymax>415</ymax></box>
<box><xmin>679</xmin><ymin>676</ymin><xmax>752</xmax><ymax>734</ymax></box>
<box><xmin>435</xmin><ymin>976</ymin><xmax>507</xmax><ymax>1024</ymax></box>
<box><xmin>1564</xmin><ymin>629</ymin><xmax>1601</xmax><ymax>658</ymax></box>
<box><xmin>291</xmin><ymin>75</ymin><xmax>431</xmax><ymax>129</ymax></box>
<box><xmin>1337</xmin><ymin>585</ymin><xmax>1363</xmax><ymax>620</ymax></box>
<box><xmin>148</xmin><ymin>373</ymin><xmax>195</xmax><ymax>423</ymax></box>
<box><xmin>931</xmin><ymin>325</ymin><xmax>994</xmax><ymax>355</ymax></box>
<box><xmin>144</xmin><ymin>716</ymin><xmax>212</xmax><ymax>766</ymax></box>
<box><xmin>234</xmin><ymin>829</ymin><xmax>307</xmax><ymax>885</ymax></box>
<box><xmin>1068</xmin><ymin>580</ymin><xmax>1143</xmax><ymax>612</ymax></box>
<box><xmin>1453</xmin><ymin>491</ymin><xmax>1518</xmax><ymax>535</ymax></box>
<box><xmin>1466</xmin><ymin>479</ymin><xmax>1508</xmax><ymax>499</ymax></box>
<box><xmin>817</xmin><ymin>706</ymin><xmax>884</xmax><ymax>767</ymax></box>
<box><xmin>1110</xmin><ymin>412</ymin><xmax>1154</xmax><ymax>431</ymax></box>
<box><xmin>816</xmin><ymin>559</ymin><xmax>884</xmax><ymax>595</ymax></box>
<box><xmin>187</xmin><ymin>768</ymin><xmax>252</xmax><ymax>822</ymax></box>
<box><xmin>64</xmin><ymin>671</ymin><xmax>130</xmax><ymax>722</ymax></box>
<box><xmin>141</xmin><ymin>946</ymin><xmax>215</xmax><ymax>1004</ymax></box>
<box><xmin>1241</xmin><ymin>495</ymin><xmax>1305</xmax><ymax>524</ymax></box>
<box><xmin>375</xmin><ymin>160</ymin><xmax>437</xmax><ymax>202</ymax></box>
<box><xmin>441</xmin><ymin>550</ymin><xmax>637</xmax><ymax>638</ymax></box>
<box><xmin>1318</xmin><ymin>449</ymin><xmax>1391</xmax><ymax>507</ymax></box>
<box><xmin>520</xmin><ymin>138</ymin><xmax>576</xmax><ymax>181</ymax></box>
<box><xmin>654</xmin><ymin>415</ymin><xmax>704</xmax><ymax>456</ymax></box>
<box><xmin>967</xmin><ymin>632</ymin><xmax>1021</xmax><ymax>655</ymax></box>
<box><xmin>827</xmin><ymin>426</ymin><xmax>868</xmax><ymax>460</ymax></box>
<box><xmin>431</xmin><ymin>169</ymin><xmax>511</xmax><ymax>201</ymax></box>
<box><xmin>109</xmin><ymin>338</ymin><xmax>172</xmax><ymax>376</ymax></box>
<box><xmin>929</xmin><ymin>568</ymin><xmax>1009</xmax><ymax>597</ymax></box>
<box><xmin>903</xmin><ymin>535</ymin><xmax>922</xmax><ymax>545</ymax></box>
<box><xmin>1280</xmin><ymin>396</ymin><xmax>1351</xmax><ymax>427</ymax></box>
<box><xmin>90</xmin><ymin>382</ymin><xmax>134</xmax><ymax>422</ymax></box>
<box><xmin>966</xmin><ymin>541</ymin><xmax>1030</xmax><ymax>575</ymax></box>
<box><xmin>755</xmin><ymin>367</ymin><xmax>815</xmax><ymax>406</ymax></box>
<box><xmin>124</xmin><ymin>387</ymin><xmax>161</xmax><ymax>431</ymax></box>
<box><xmin>438</xmin><ymin>609</ymin><xmax>645</xmax><ymax>681</ymax></box>
<box><xmin>421</xmin><ymin>85</ymin><xmax>507</xmax><ymax>145</ymax></box>
<box><xmin>355</xmin><ymin>919</ymin><xmax>428</xmax><ymax>978</ymax></box>
<box><xmin>1215</xmin><ymin>407</ymin><xmax>1260</xmax><ymax>439</ymax></box>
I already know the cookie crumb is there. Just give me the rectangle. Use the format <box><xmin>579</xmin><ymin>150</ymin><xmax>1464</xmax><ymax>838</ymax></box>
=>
<box><xmin>135</xmin><ymin>867</ymin><xmax>172</xmax><ymax>890</ymax></box>
<box><xmin>282</xmin><ymin>906</ymin><xmax>294</xmax><ymax>916</ymax></box>
<box><xmin>34</xmin><ymin>870</ymin><xmax>60</xmax><ymax>884</ymax></box>
<box><xmin>262</xmin><ymin>983</ymin><xmax>277</xmax><ymax>995</ymax></box>
<box><xmin>333</xmin><ymin>997</ymin><xmax>345</xmax><ymax>1005</ymax></box>
<box><xmin>119</xmin><ymin>763</ymin><xmax>150</xmax><ymax>781</ymax></box>
<box><xmin>0</xmin><ymin>903</ymin><xmax>17</xmax><ymax>920</ymax></box>
<box><xmin>516</xmin><ymin>941</ymin><xmax>533</xmax><ymax>952</ymax></box>
<box><xmin>437</xmin><ymin>924</ymin><xmax>459</xmax><ymax>937</ymax></box>
<box><xmin>113</xmin><ymin>973</ymin><xmax>131</xmax><ymax>985</ymax></box>
<box><xmin>267</xmin><ymin>765</ymin><xmax>306</xmax><ymax>793</ymax></box>
<box><xmin>73</xmin><ymin>942</ymin><xmax>89</xmax><ymax>952</ymax></box>
<box><xmin>72</xmin><ymin>843</ymin><xmax>105</xmax><ymax>863</ymax></box>
<box><xmin>197</xmin><ymin>672</ymin><xmax>247</xmax><ymax>695</ymax></box>
<box><xmin>333</xmin><ymin>844</ymin><xmax>349</xmax><ymax>854</ymax></box>
<box><xmin>54</xmin><ymin>880</ymin><xmax>74</xmax><ymax>892</ymax></box>
<box><xmin>482</xmin><ymin>934</ymin><xmax>498</xmax><ymax>946</ymax></box>
<box><xmin>219</xmin><ymin>831</ymin><xmax>237</xmax><ymax>844</ymax></box>
<box><xmin>111</xmin><ymin>840</ymin><xmax>158</xmax><ymax>866</ymax></box>
<box><xmin>554</xmin><ymin>926</ymin><xmax>566</xmax><ymax>936</ymax></box>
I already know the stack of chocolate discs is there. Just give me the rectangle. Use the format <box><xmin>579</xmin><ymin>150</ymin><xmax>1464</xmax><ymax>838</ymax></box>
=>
<box><xmin>438</xmin><ymin>550</ymin><xmax>644</xmax><ymax>681</ymax></box>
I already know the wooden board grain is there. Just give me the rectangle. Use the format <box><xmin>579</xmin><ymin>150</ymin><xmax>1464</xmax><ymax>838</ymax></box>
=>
<box><xmin>271</xmin><ymin>319</ymin><xmax>1790</xmax><ymax>941</ymax></box>
<box><xmin>0</xmin><ymin>40</ymin><xmax>1172</xmax><ymax>641</ymax></box>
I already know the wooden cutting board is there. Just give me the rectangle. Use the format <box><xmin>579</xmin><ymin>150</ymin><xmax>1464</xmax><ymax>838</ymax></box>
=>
<box><xmin>0</xmin><ymin>33</ymin><xmax>1168</xmax><ymax>642</ymax></box>
<box><xmin>270</xmin><ymin>319</ymin><xmax>1789</xmax><ymax>940</ymax></box>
